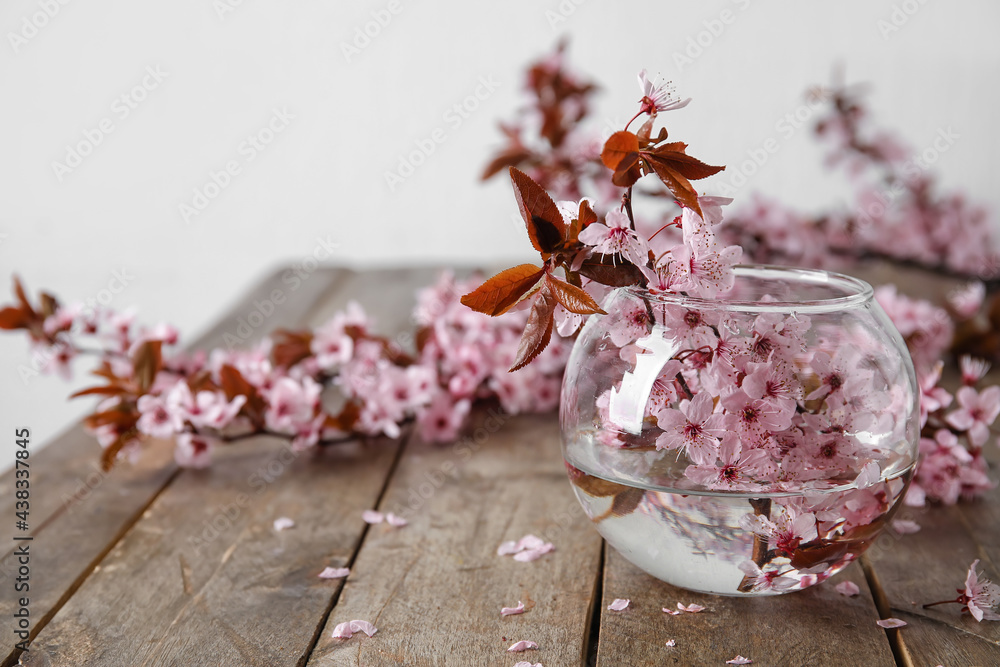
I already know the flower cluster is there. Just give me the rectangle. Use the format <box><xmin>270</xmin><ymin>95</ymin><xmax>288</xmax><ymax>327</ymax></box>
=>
<box><xmin>0</xmin><ymin>269</ymin><xmax>566</xmax><ymax>470</ymax></box>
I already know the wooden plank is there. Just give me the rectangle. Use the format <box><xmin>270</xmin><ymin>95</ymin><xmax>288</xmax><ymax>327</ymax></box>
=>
<box><xmin>1</xmin><ymin>267</ymin><xmax>347</xmax><ymax>667</ymax></box>
<box><xmin>17</xmin><ymin>268</ymin><xmax>438</xmax><ymax>666</ymax></box>
<box><xmin>864</xmin><ymin>495</ymin><xmax>1000</xmax><ymax>666</ymax></box>
<box><xmin>596</xmin><ymin>550</ymin><xmax>894</xmax><ymax>666</ymax></box>
<box><xmin>306</xmin><ymin>409</ymin><xmax>604</xmax><ymax>667</ymax></box>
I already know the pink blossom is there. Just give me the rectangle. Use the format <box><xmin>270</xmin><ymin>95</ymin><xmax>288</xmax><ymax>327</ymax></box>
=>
<box><xmin>332</xmin><ymin>619</ymin><xmax>377</xmax><ymax>639</ymax></box>
<box><xmin>948</xmin><ymin>281</ymin><xmax>985</xmax><ymax>319</ymax></box>
<box><xmin>685</xmin><ymin>433</ymin><xmax>774</xmax><ymax>490</ymax></box>
<box><xmin>501</xmin><ymin>601</ymin><xmax>525</xmax><ymax>616</ymax></box>
<box><xmin>663</xmin><ymin>241</ymin><xmax>742</xmax><ymax>299</ymax></box>
<box><xmin>318</xmin><ymin>567</ymin><xmax>350</xmax><ymax>579</ymax></box>
<box><xmin>654</xmin><ymin>392</ymin><xmax>727</xmax><ymax>463</ymax></box>
<box><xmin>737</xmin><ymin>560</ymin><xmax>798</xmax><ymax>593</ymax></box>
<box><xmin>136</xmin><ymin>393</ymin><xmax>181</xmax><ymax>439</ymax></box>
<box><xmin>960</xmin><ymin>355</ymin><xmax>991</xmax><ymax>386</ymax></box>
<box><xmin>739</xmin><ymin>504</ymin><xmax>818</xmax><ymax>557</ymax></box>
<box><xmin>507</xmin><ymin>640</ymin><xmax>538</xmax><ymax>652</ymax></box>
<box><xmin>264</xmin><ymin>376</ymin><xmax>321</xmax><ymax>434</ymax></box>
<box><xmin>578</xmin><ymin>209</ymin><xmax>649</xmax><ymax>267</ymax></box>
<box><xmin>722</xmin><ymin>390</ymin><xmax>795</xmax><ymax>438</ymax></box>
<box><xmin>607</xmin><ymin>598</ymin><xmax>629</xmax><ymax>611</ymax></box>
<box><xmin>310</xmin><ymin>319</ymin><xmax>354</xmax><ymax>370</ymax></box>
<box><xmin>964</xmin><ymin>559</ymin><xmax>1000</xmax><ymax>621</ymax></box>
<box><xmin>273</xmin><ymin>517</ymin><xmax>294</xmax><ymax>531</ymax></box>
<box><xmin>637</xmin><ymin>69</ymin><xmax>690</xmax><ymax>115</ymax></box>
<box><xmin>417</xmin><ymin>392</ymin><xmax>471</xmax><ymax>442</ymax></box>
<box><xmin>946</xmin><ymin>385</ymin><xmax>1000</xmax><ymax>446</ymax></box>
<box><xmin>917</xmin><ymin>362</ymin><xmax>952</xmax><ymax>427</ymax></box>
<box><xmin>174</xmin><ymin>433</ymin><xmax>215</xmax><ymax>468</ymax></box>
<box><xmin>168</xmin><ymin>382</ymin><xmax>247</xmax><ymax>431</ymax></box>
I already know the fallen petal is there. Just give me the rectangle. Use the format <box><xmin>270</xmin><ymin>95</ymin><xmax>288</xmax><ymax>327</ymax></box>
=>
<box><xmin>607</xmin><ymin>598</ymin><xmax>630</xmax><ymax>611</ymax></box>
<box><xmin>835</xmin><ymin>581</ymin><xmax>860</xmax><ymax>597</ymax></box>
<box><xmin>891</xmin><ymin>519</ymin><xmax>921</xmax><ymax>534</ymax></box>
<box><xmin>726</xmin><ymin>656</ymin><xmax>752</xmax><ymax>665</ymax></box>
<box><xmin>517</xmin><ymin>534</ymin><xmax>546</xmax><ymax>550</ymax></box>
<box><xmin>513</xmin><ymin>543</ymin><xmax>555</xmax><ymax>562</ymax></box>
<box><xmin>665</xmin><ymin>639</ymin><xmax>676</xmax><ymax>647</ymax></box>
<box><xmin>331</xmin><ymin>621</ymin><xmax>353</xmax><ymax>639</ymax></box>
<box><xmin>362</xmin><ymin>510</ymin><xmax>384</xmax><ymax>524</ymax></box>
<box><xmin>349</xmin><ymin>619</ymin><xmax>378</xmax><ymax>637</ymax></box>
<box><xmin>501</xmin><ymin>601</ymin><xmax>526</xmax><ymax>616</ymax></box>
<box><xmin>385</xmin><ymin>512</ymin><xmax>408</xmax><ymax>527</ymax></box>
<box><xmin>677</xmin><ymin>602</ymin><xmax>705</xmax><ymax>613</ymax></box>
<box><xmin>512</xmin><ymin>662</ymin><xmax>543</xmax><ymax>667</ymax></box>
<box><xmin>318</xmin><ymin>567</ymin><xmax>350</xmax><ymax>579</ymax></box>
<box><xmin>877</xmin><ymin>618</ymin><xmax>907</xmax><ymax>629</ymax></box>
<box><xmin>273</xmin><ymin>517</ymin><xmax>295</xmax><ymax>531</ymax></box>
<box><xmin>661</xmin><ymin>608</ymin><xmax>681</xmax><ymax>616</ymax></box>
<box><xmin>497</xmin><ymin>540</ymin><xmax>520</xmax><ymax>556</ymax></box>
<box><xmin>507</xmin><ymin>640</ymin><xmax>539</xmax><ymax>652</ymax></box>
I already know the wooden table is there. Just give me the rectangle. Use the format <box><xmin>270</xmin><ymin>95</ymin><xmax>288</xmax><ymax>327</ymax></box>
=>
<box><xmin>1</xmin><ymin>267</ymin><xmax>998</xmax><ymax>666</ymax></box>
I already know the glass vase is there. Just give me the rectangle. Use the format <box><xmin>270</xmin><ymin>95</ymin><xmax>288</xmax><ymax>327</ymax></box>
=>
<box><xmin>560</xmin><ymin>265</ymin><xmax>919</xmax><ymax>595</ymax></box>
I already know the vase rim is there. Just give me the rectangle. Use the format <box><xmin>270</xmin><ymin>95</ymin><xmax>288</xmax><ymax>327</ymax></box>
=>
<box><xmin>622</xmin><ymin>264</ymin><xmax>875</xmax><ymax>313</ymax></box>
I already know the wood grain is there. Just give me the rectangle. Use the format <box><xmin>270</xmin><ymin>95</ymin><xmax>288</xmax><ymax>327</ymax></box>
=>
<box><xmin>15</xmin><ymin>268</ymin><xmax>438</xmax><ymax>666</ymax></box>
<box><xmin>0</xmin><ymin>267</ymin><xmax>346</xmax><ymax>667</ymax></box>
<box><xmin>597</xmin><ymin>548</ymin><xmax>895</xmax><ymax>666</ymax></box>
<box><xmin>306</xmin><ymin>409</ymin><xmax>604</xmax><ymax>667</ymax></box>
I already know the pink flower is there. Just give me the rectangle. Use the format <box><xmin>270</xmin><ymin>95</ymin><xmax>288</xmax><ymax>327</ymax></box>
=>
<box><xmin>310</xmin><ymin>319</ymin><xmax>354</xmax><ymax>370</ymax></box>
<box><xmin>174</xmin><ymin>433</ymin><xmax>215</xmax><ymax>468</ymax></box>
<box><xmin>417</xmin><ymin>392</ymin><xmax>471</xmax><ymax>442</ymax></box>
<box><xmin>739</xmin><ymin>504</ymin><xmax>818</xmax><ymax>557</ymax></box>
<box><xmin>918</xmin><ymin>362</ymin><xmax>952</xmax><ymax>427</ymax></box>
<box><xmin>959</xmin><ymin>356</ymin><xmax>991</xmax><ymax>386</ymax></box>
<box><xmin>945</xmin><ymin>385</ymin><xmax>1000</xmax><ymax>446</ymax></box>
<box><xmin>578</xmin><ymin>209</ymin><xmax>649</xmax><ymax>267</ymax></box>
<box><xmin>637</xmin><ymin>69</ymin><xmax>691</xmax><ymax>115</ymax></box>
<box><xmin>167</xmin><ymin>383</ymin><xmax>246</xmax><ymax>431</ymax></box>
<box><xmin>948</xmin><ymin>281</ymin><xmax>985</xmax><ymax>319</ymax></box>
<box><xmin>963</xmin><ymin>559</ymin><xmax>1000</xmax><ymax>621</ymax></box>
<box><xmin>264</xmin><ymin>377</ymin><xmax>321</xmax><ymax>434</ymax></box>
<box><xmin>664</xmin><ymin>241</ymin><xmax>742</xmax><ymax>299</ymax></box>
<box><xmin>654</xmin><ymin>392</ymin><xmax>727</xmax><ymax>464</ymax></box>
<box><xmin>685</xmin><ymin>433</ymin><xmax>774</xmax><ymax>490</ymax></box>
<box><xmin>722</xmin><ymin>390</ymin><xmax>795</xmax><ymax>438</ymax></box>
<box><xmin>136</xmin><ymin>393</ymin><xmax>180</xmax><ymax>439</ymax></box>
<box><xmin>738</xmin><ymin>561</ymin><xmax>800</xmax><ymax>593</ymax></box>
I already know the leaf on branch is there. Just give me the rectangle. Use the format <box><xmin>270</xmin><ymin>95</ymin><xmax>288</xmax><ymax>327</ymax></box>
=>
<box><xmin>13</xmin><ymin>276</ymin><xmax>36</xmax><ymax>319</ymax></box>
<box><xmin>272</xmin><ymin>330</ymin><xmax>314</xmax><ymax>369</ymax></box>
<box><xmin>326</xmin><ymin>400</ymin><xmax>361</xmax><ymax>432</ymax></box>
<box><xmin>567</xmin><ymin>199</ymin><xmax>598</xmax><ymax>244</ymax></box>
<box><xmin>546</xmin><ymin>275</ymin><xmax>605</xmax><ymax>315</ymax></box>
<box><xmin>100</xmin><ymin>426</ymin><xmax>138</xmax><ymax>472</ymax></box>
<box><xmin>460</xmin><ymin>264</ymin><xmax>545</xmax><ymax>317</ymax></box>
<box><xmin>646</xmin><ymin>141</ymin><xmax>726</xmax><ymax>180</ymax></box>
<box><xmin>132</xmin><ymin>340</ymin><xmax>162</xmax><ymax>395</ymax></box>
<box><xmin>577</xmin><ymin>254</ymin><xmax>646</xmax><ymax>287</ymax></box>
<box><xmin>0</xmin><ymin>306</ymin><xmax>30</xmax><ymax>330</ymax></box>
<box><xmin>220</xmin><ymin>364</ymin><xmax>266</xmax><ymax>425</ymax></box>
<box><xmin>70</xmin><ymin>385</ymin><xmax>128</xmax><ymax>399</ymax></box>
<box><xmin>481</xmin><ymin>148</ymin><xmax>533</xmax><ymax>181</ymax></box>
<box><xmin>509</xmin><ymin>285</ymin><xmax>556</xmax><ymax>372</ymax></box>
<box><xmin>39</xmin><ymin>292</ymin><xmax>59</xmax><ymax>318</ymax></box>
<box><xmin>509</xmin><ymin>167</ymin><xmax>565</xmax><ymax>255</ymax></box>
<box><xmin>601</xmin><ymin>131</ymin><xmax>642</xmax><ymax>187</ymax></box>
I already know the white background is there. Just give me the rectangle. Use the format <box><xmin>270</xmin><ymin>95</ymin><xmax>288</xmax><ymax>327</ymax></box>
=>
<box><xmin>1</xmin><ymin>0</ymin><xmax>998</xmax><ymax>466</ymax></box>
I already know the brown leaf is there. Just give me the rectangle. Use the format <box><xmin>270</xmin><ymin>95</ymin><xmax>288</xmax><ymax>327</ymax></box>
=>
<box><xmin>636</xmin><ymin>116</ymin><xmax>656</xmax><ymax>146</ymax></box>
<box><xmin>326</xmin><ymin>400</ymin><xmax>361</xmax><ymax>432</ymax></box>
<box><xmin>509</xmin><ymin>285</ymin><xmax>556</xmax><ymax>372</ymax></box>
<box><xmin>0</xmin><ymin>306</ymin><xmax>30</xmax><ymax>330</ymax></box>
<box><xmin>577</xmin><ymin>255</ymin><xmax>646</xmax><ymax>287</ymax></box>
<box><xmin>570</xmin><ymin>473</ymin><xmax>632</xmax><ymax>497</ymax></box>
<box><xmin>601</xmin><ymin>131</ymin><xmax>640</xmax><ymax>170</ymax></box>
<box><xmin>546</xmin><ymin>275</ymin><xmax>605</xmax><ymax>315</ymax></box>
<box><xmin>460</xmin><ymin>264</ymin><xmax>545</xmax><ymax>317</ymax></box>
<box><xmin>39</xmin><ymin>292</ymin><xmax>59</xmax><ymax>318</ymax></box>
<box><xmin>100</xmin><ymin>425</ymin><xmax>139</xmax><ymax>472</ymax></box>
<box><xmin>12</xmin><ymin>276</ymin><xmax>35</xmax><ymax>319</ymax></box>
<box><xmin>272</xmin><ymin>330</ymin><xmax>314</xmax><ymax>368</ymax></box>
<box><xmin>70</xmin><ymin>385</ymin><xmax>128</xmax><ymax>399</ymax></box>
<box><xmin>219</xmin><ymin>364</ymin><xmax>266</xmax><ymax>425</ymax></box>
<box><xmin>644</xmin><ymin>158</ymin><xmax>701</xmax><ymax>216</ymax></box>
<box><xmin>610</xmin><ymin>487</ymin><xmax>646</xmax><ymax>517</ymax></box>
<box><xmin>646</xmin><ymin>142</ymin><xmax>725</xmax><ymax>180</ymax></box>
<box><xmin>132</xmin><ymin>340</ymin><xmax>162</xmax><ymax>395</ymax></box>
<box><xmin>481</xmin><ymin>148</ymin><xmax>532</xmax><ymax>180</ymax></box>
<box><xmin>509</xmin><ymin>167</ymin><xmax>566</xmax><ymax>254</ymax></box>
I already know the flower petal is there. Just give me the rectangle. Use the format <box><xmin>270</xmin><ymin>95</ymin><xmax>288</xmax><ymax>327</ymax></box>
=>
<box><xmin>876</xmin><ymin>618</ymin><xmax>907</xmax><ymax>628</ymax></box>
<box><xmin>726</xmin><ymin>656</ymin><xmax>753</xmax><ymax>665</ymax></box>
<box><xmin>273</xmin><ymin>517</ymin><xmax>295</xmax><ymax>531</ymax></box>
<box><xmin>385</xmin><ymin>512</ymin><xmax>408</xmax><ymax>527</ymax></box>
<box><xmin>507</xmin><ymin>640</ymin><xmax>539</xmax><ymax>652</ymax></box>
<box><xmin>835</xmin><ymin>581</ymin><xmax>860</xmax><ymax>597</ymax></box>
<box><xmin>677</xmin><ymin>602</ymin><xmax>705</xmax><ymax>613</ymax></box>
<box><xmin>349</xmin><ymin>619</ymin><xmax>378</xmax><ymax>637</ymax></box>
<box><xmin>501</xmin><ymin>601</ymin><xmax>526</xmax><ymax>616</ymax></box>
<box><xmin>497</xmin><ymin>540</ymin><xmax>521</xmax><ymax>556</ymax></box>
<box><xmin>318</xmin><ymin>567</ymin><xmax>350</xmax><ymax>579</ymax></box>
<box><xmin>891</xmin><ymin>519</ymin><xmax>921</xmax><ymax>534</ymax></box>
<box><xmin>661</xmin><ymin>607</ymin><xmax>681</xmax><ymax>615</ymax></box>
<box><xmin>362</xmin><ymin>510</ymin><xmax>384</xmax><ymax>524</ymax></box>
<box><xmin>331</xmin><ymin>621</ymin><xmax>353</xmax><ymax>639</ymax></box>
<box><xmin>607</xmin><ymin>598</ymin><xmax>630</xmax><ymax>611</ymax></box>
<box><xmin>513</xmin><ymin>543</ymin><xmax>555</xmax><ymax>562</ymax></box>
<box><xmin>665</xmin><ymin>639</ymin><xmax>676</xmax><ymax>647</ymax></box>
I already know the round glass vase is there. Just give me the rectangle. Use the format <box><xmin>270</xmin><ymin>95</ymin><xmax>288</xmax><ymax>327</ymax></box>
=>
<box><xmin>560</xmin><ymin>265</ymin><xmax>919</xmax><ymax>596</ymax></box>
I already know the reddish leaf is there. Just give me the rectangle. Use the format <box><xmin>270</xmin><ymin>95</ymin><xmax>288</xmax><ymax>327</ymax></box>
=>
<box><xmin>0</xmin><ymin>306</ymin><xmax>30</xmax><ymax>330</ymax></box>
<box><xmin>70</xmin><ymin>385</ymin><xmax>128</xmax><ymax>399</ymax></box>
<box><xmin>577</xmin><ymin>255</ymin><xmax>646</xmax><ymax>287</ymax></box>
<box><xmin>509</xmin><ymin>286</ymin><xmax>556</xmax><ymax>372</ymax></box>
<box><xmin>272</xmin><ymin>330</ymin><xmax>314</xmax><ymax>368</ymax></box>
<box><xmin>100</xmin><ymin>424</ymin><xmax>139</xmax><ymax>472</ymax></box>
<box><xmin>644</xmin><ymin>158</ymin><xmax>701</xmax><ymax>215</ymax></box>
<box><xmin>481</xmin><ymin>148</ymin><xmax>532</xmax><ymax>180</ymax></box>
<box><xmin>509</xmin><ymin>167</ymin><xmax>565</xmax><ymax>254</ymax></box>
<box><xmin>460</xmin><ymin>264</ymin><xmax>545</xmax><ymax>317</ymax></box>
<box><xmin>326</xmin><ymin>400</ymin><xmax>361</xmax><ymax>432</ymax></box>
<box><xmin>220</xmin><ymin>364</ymin><xmax>266</xmax><ymax>424</ymax></box>
<box><xmin>570</xmin><ymin>473</ymin><xmax>633</xmax><ymax>497</ymax></box>
<box><xmin>636</xmin><ymin>116</ymin><xmax>657</xmax><ymax>146</ymax></box>
<box><xmin>601</xmin><ymin>131</ymin><xmax>640</xmax><ymax>170</ymax></box>
<box><xmin>645</xmin><ymin>141</ymin><xmax>725</xmax><ymax>180</ymax></box>
<box><xmin>132</xmin><ymin>340</ymin><xmax>162</xmax><ymax>395</ymax></box>
<box><xmin>546</xmin><ymin>275</ymin><xmax>605</xmax><ymax>315</ymax></box>
<box><xmin>12</xmin><ymin>276</ymin><xmax>35</xmax><ymax>319</ymax></box>
<box><xmin>39</xmin><ymin>292</ymin><xmax>59</xmax><ymax>318</ymax></box>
